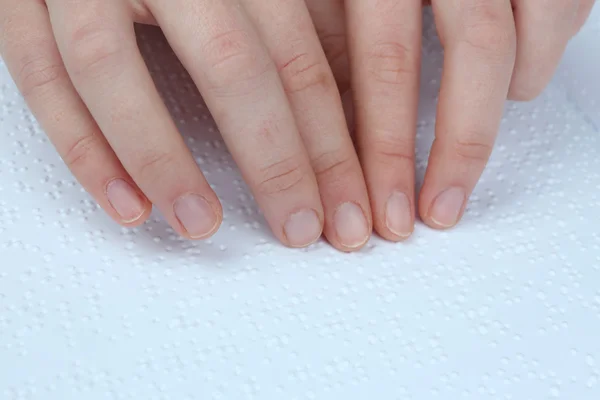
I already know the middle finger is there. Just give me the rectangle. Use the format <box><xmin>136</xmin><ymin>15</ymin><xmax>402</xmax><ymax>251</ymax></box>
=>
<box><xmin>346</xmin><ymin>0</ymin><xmax>423</xmax><ymax>241</ymax></box>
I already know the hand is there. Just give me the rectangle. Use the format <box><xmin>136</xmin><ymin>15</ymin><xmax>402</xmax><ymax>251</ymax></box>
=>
<box><xmin>307</xmin><ymin>0</ymin><xmax>595</xmax><ymax>240</ymax></box>
<box><xmin>0</xmin><ymin>0</ymin><xmax>374</xmax><ymax>251</ymax></box>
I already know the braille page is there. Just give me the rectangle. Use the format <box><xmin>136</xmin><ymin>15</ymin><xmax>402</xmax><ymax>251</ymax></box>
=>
<box><xmin>1</xmin><ymin>8</ymin><xmax>599</xmax><ymax>400</ymax></box>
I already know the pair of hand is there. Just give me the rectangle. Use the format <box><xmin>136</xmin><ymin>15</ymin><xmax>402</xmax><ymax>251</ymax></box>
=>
<box><xmin>0</xmin><ymin>0</ymin><xmax>594</xmax><ymax>252</ymax></box>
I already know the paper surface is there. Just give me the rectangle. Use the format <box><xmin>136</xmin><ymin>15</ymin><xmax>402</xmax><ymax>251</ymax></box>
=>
<box><xmin>1</xmin><ymin>8</ymin><xmax>599</xmax><ymax>400</ymax></box>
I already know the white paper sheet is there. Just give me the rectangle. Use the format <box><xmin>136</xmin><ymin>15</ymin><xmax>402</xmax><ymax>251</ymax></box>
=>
<box><xmin>1</xmin><ymin>7</ymin><xmax>599</xmax><ymax>400</ymax></box>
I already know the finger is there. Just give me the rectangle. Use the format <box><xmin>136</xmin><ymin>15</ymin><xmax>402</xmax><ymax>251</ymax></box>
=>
<box><xmin>0</xmin><ymin>0</ymin><xmax>151</xmax><ymax>225</ymax></box>
<box><xmin>346</xmin><ymin>0</ymin><xmax>422</xmax><ymax>241</ymax></box>
<box><xmin>47</xmin><ymin>0</ymin><xmax>223</xmax><ymax>240</ymax></box>
<box><xmin>420</xmin><ymin>0</ymin><xmax>516</xmax><ymax>229</ymax></box>
<box><xmin>304</xmin><ymin>0</ymin><xmax>351</xmax><ymax>94</ymax></box>
<box><xmin>146</xmin><ymin>0</ymin><xmax>326</xmax><ymax>248</ymax></box>
<box><xmin>508</xmin><ymin>0</ymin><xmax>579</xmax><ymax>101</ymax></box>
<box><xmin>243</xmin><ymin>0</ymin><xmax>372</xmax><ymax>251</ymax></box>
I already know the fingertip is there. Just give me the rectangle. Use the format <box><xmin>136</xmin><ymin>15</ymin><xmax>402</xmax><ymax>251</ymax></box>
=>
<box><xmin>419</xmin><ymin>185</ymin><xmax>467</xmax><ymax>230</ymax></box>
<box><xmin>283</xmin><ymin>208</ymin><xmax>324</xmax><ymax>248</ymax></box>
<box><xmin>104</xmin><ymin>177</ymin><xmax>152</xmax><ymax>226</ymax></box>
<box><xmin>328</xmin><ymin>201</ymin><xmax>372</xmax><ymax>252</ymax></box>
<box><xmin>173</xmin><ymin>192</ymin><xmax>223</xmax><ymax>240</ymax></box>
<box><xmin>374</xmin><ymin>190</ymin><xmax>415</xmax><ymax>242</ymax></box>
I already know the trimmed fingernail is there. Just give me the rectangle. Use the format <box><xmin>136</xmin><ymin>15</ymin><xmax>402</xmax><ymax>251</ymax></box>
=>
<box><xmin>174</xmin><ymin>193</ymin><xmax>218</xmax><ymax>239</ymax></box>
<box><xmin>385</xmin><ymin>191</ymin><xmax>413</xmax><ymax>238</ymax></box>
<box><xmin>430</xmin><ymin>187</ymin><xmax>466</xmax><ymax>228</ymax></box>
<box><xmin>284</xmin><ymin>209</ymin><xmax>322</xmax><ymax>247</ymax></box>
<box><xmin>106</xmin><ymin>179</ymin><xmax>146</xmax><ymax>223</ymax></box>
<box><xmin>334</xmin><ymin>202</ymin><xmax>369</xmax><ymax>249</ymax></box>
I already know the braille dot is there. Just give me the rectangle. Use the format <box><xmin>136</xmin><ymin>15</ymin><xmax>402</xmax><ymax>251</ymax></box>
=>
<box><xmin>0</xmin><ymin>12</ymin><xmax>599</xmax><ymax>400</ymax></box>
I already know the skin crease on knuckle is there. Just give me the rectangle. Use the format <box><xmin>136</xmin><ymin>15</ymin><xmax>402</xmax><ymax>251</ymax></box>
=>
<box><xmin>457</xmin><ymin>1</ymin><xmax>517</xmax><ymax>62</ymax></box>
<box><xmin>201</xmin><ymin>29</ymin><xmax>273</xmax><ymax>97</ymax></box>
<box><xmin>133</xmin><ymin>150</ymin><xmax>180</xmax><ymax>186</ymax></box>
<box><xmin>64</xmin><ymin>13</ymin><xmax>130</xmax><ymax>81</ymax></box>
<box><xmin>16</xmin><ymin>47</ymin><xmax>66</xmax><ymax>99</ymax></box>
<box><xmin>255</xmin><ymin>156</ymin><xmax>308</xmax><ymax>198</ymax></box>
<box><xmin>277</xmin><ymin>52</ymin><xmax>334</xmax><ymax>95</ymax></box>
<box><xmin>310</xmin><ymin>149</ymin><xmax>356</xmax><ymax>183</ymax></box>
<box><xmin>6</xmin><ymin>0</ymin><xmax>587</xmax><ymax>248</ymax></box>
<box><xmin>365</xmin><ymin>136</ymin><xmax>415</xmax><ymax>168</ymax></box>
<box><xmin>0</xmin><ymin>13</ymin><xmax>63</xmax><ymax>98</ymax></box>
<box><xmin>365</xmin><ymin>41</ymin><xmax>419</xmax><ymax>87</ymax></box>
<box><xmin>62</xmin><ymin>132</ymin><xmax>103</xmax><ymax>172</ymax></box>
<box><xmin>452</xmin><ymin>136</ymin><xmax>494</xmax><ymax>164</ymax></box>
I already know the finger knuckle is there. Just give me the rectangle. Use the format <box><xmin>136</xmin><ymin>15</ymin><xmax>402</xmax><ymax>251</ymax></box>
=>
<box><xmin>134</xmin><ymin>151</ymin><xmax>178</xmax><ymax>182</ymax></box>
<box><xmin>16</xmin><ymin>50</ymin><xmax>66</xmax><ymax>98</ymax></box>
<box><xmin>368</xmin><ymin>135</ymin><xmax>415</xmax><ymax>167</ymax></box>
<box><xmin>0</xmin><ymin>15</ymin><xmax>66</xmax><ymax>97</ymax></box>
<box><xmin>311</xmin><ymin>150</ymin><xmax>356</xmax><ymax>181</ymax></box>
<box><xmin>256</xmin><ymin>156</ymin><xmax>307</xmax><ymax>197</ymax></box>
<box><xmin>452</xmin><ymin>134</ymin><xmax>493</xmax><ymax>163</ymax></box>
<box><xmin>63</xmin><ymin>133</ymin><xmax>102</xmax><ymax>170</ymax></box>
<box><xmin>460</xmin><ymin>3</ymin><xmax>516</xmax><ymax>61</ymax></box>
<box><xmin>203</xmin><ymin>29</ymin><xmax>271</xmax><ymax>94</ymax></box>
<box><xmin>462</xmin><ymin>27</ymin><xmax>515</xmax><ymax>60</ymax></box>
<box><xmin>277</xmin><ymin>52</ymin><xmax>335</xmax><ymax>94</ymax></box>
<box><xmin>365</xmin><ymin>41</ymin><xmax>418</xmax><ymax>86</ymax></box>
<box><xmin>66</xmin><ymin>19</ymin><xmax>125</xmax><ymax>79</ymax></box>
<box><xmin>204</xmin><ymin>29</ymin><xmax>253</xmax><ymax>69</ymax></box>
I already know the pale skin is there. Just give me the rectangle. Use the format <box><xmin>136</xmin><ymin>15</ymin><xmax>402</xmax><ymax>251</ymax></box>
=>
<box><xmin>0</xmin><ymin>0</ymin><xmax>594</xmax><ymax>251</ymax></box>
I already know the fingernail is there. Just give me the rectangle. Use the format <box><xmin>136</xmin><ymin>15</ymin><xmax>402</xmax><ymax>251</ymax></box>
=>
<box><xmin>429</xmin><ymin>187</ymin><xmax>466</xmax><ymax>228</ymax></box>
<box><xmin>174</xmin><ymin>193</ymin><xmax>218</xmax><ymax>239</ymax></box>
<box><xmin>106</xmin><ymin>179</ymin><xmax>146</xmax><ymax>223</ymax></box>
<box><xmin>284</xmin><ymin>209</ymin><xmax>322</xmax><ymax>247</ymax></box>
<box><xmin>385</xmin><ymin>191</ymin><xmax>413</xmax><ymax>238</ymax></box>
<box><xmin>334</xmin><ymin>202</ymin><xmax>369</xmax><ymax>249</ymax></box>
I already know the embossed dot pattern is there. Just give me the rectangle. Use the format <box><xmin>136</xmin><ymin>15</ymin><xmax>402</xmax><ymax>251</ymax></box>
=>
<box><xmin>1</xmin><ymin>8</ymin><xmax>599</xmax><ymax>400</ymax></box>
